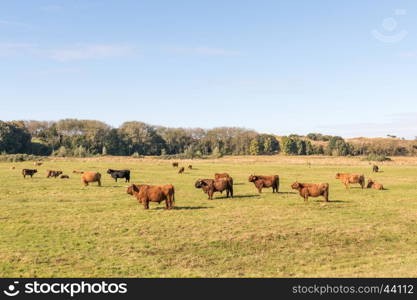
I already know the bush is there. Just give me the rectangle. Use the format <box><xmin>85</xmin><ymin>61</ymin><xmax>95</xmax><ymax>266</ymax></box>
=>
<box><xmin>0</xmin><ymin>154</ymin><xmax>45</xmax><ymax>162</ymax></box>
<box><xmin>362</xmin><ymin>153</ymin><xmax>391</xmax><ymax>162</ymax></box>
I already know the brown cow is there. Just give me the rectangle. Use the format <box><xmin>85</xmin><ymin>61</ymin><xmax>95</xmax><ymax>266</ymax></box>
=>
<box><xmin>81</xmin><ymin>172</ymin><xmax>101</xmax><ymax>186</ymax></box>
<box><xmin>22</xmin><ymin>169</ymin><xmax>37</xmax><ymax>178</ymax></box>
<box><xmin>372</xmin><ymin>165</ymin><xmax>379</xmax><ymax>173</ymax></box>
<box><xmin>195</xmin><ymin>178</ymin><xmax>233</xmax><ymax>200</ymax></box>
<box><xmin>127</xmin><ymin>184</ymin><xmax>175</xmax><ymax>209</ymax></box>
<box><xmin>335</xmin><ymin>173</ymin><xmax>365</xmax><ymax>189</ymax></box>
<box><xmin>367</xmin><ymin>179</ymin><xmax>384</xmax><ymax>190</ymax></box>
<box><xmin>46</xmin><ymin>170</ymin><xmax>63</xmax><ymax>178</ymax></box>
<box><xmin>291</xmin><ymin>182</ymin><xmax>329</xmax><ymax>202</ymax></box>
<box><xmin>60</xmin><ymin>175</ymin><xmax>70</xmax><ymax>179</ymax></box>
<box><xmin>178</xmin><ymin>167</ymin><xmax>185</xmax><ymax>174</ymax></box>
<box><xmin>248</xmin><ymin>175</ymin><xmax>279</xmax><ymax>193</ymax></box>
<box><xmin>214</xmin><ymin>173</ymin><xmax>234</xmax><ymax>186</ymax></box>
<box><xmin>172</xmin><ymin>162</ymin><xmax>179</xmax><ymax>168</ymax></box>
<box><xmin>10</xmin><ymin>166</ymin><xmax>16</xmax><ymax>170</ymax></box>
<box><xmin>73</xmin><ymin>170</ymin><xmax>84</xmax><ymax>174</ymax></box>
<box><xmin>188</xmin><ymin>165</ymin><xmax>193</xmax><ymax>169</ymax></box>
<box><xmin>34</xmin><ymin>162</ymin><xmax>43</xmax><ymax>166</ymax></box>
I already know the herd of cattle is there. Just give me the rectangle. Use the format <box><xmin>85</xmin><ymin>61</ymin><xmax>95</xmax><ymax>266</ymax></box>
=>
<box><xmin>16</xmin><ymin>162</ymin><xmax>386</xmax><ymax>209</ymax></box>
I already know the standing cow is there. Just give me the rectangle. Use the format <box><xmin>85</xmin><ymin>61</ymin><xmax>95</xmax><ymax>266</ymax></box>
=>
<box><xmin>127</xmin><ymin>184</ymin><xmax>175</xmax><ymax>209</ymax></box>
<box><xmin>81</xmin><ymin>172</ymin><xmax>101</xmax><ymax>186</ymax></box>
<box><xmin>372</xmin><ymin>165</ymin><xmax>379</xmax><ymax>173</ymax></box>
<box><xmin>107</xmin><ymin>169</ymin><xmax>130</xmax><ymax>182</ymax></box>
<box><xmin>178</xmin><ymin>167</ymin><xmax>185</xmax><ymax>174</ymax></box>
<box><xmin>248</xmin><ymin>175</ymin><xmax>280</xmax><ymax>193</ymax></box>
<box><xmin>335</xmin><ymin>173</ymin><xmax>365</xmax><ymax>189</ymax></box>
<box><xmin>22</xmin><ymin>169</ymin><xmax>37</xmax><ymax>178</ymax></box>
<box><xmin>172</xmin><ymin>162</ymin><xmax>179</xmax><ymax>168</ymax></box>
<box><xmin>291</xmin><ymin>182</ymin><xmax>329</xmax><ymax>202</ymax></box>
<box><xmin>195</xmin><ymin>178</ymin><xmax>233</xmax><ymax>200</ymax></box>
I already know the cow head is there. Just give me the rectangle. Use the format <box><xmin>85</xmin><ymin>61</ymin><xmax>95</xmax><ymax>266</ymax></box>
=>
<box><xmin>195</xmin><ymin>179</ymin><xmax>208</xmax><ymax>189</ymax></box>
<box><xmin>291</xmin><ymin>182</ymin><xmax>301</xmax><ymax>190</ymax></box>
<box><xmin>127</xmin><ymin>184</ymin><xmax>140</xmax><ymax>195</ymax></box>
<box><xmin>34</xmin><ymin>169</ymin><xmax>38</xmax><ymax>173</ymax></box>
<box><xmin>335</xmin><ymin>173</ymin><xmax>341</xmax><ymax>179</ymax></box>
<box><xmin>248</xmin><ymin>175</ymin><xmax>258</xmax><ymax>182</ymax></box>
<box><xmin>107</xmin><ymin>169</ymin><xmax>114</xmax><ymax>174</ymax></box>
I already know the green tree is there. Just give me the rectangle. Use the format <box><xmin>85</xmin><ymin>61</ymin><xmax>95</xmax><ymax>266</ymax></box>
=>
<box><xmin>249</xmin><ymin>139</ymin><xmax>260</xmax><ymax>155</ymax></box>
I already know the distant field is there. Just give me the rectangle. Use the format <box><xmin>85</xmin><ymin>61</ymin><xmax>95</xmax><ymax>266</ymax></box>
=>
<box><xmin>1</xmin><ymin>155</ymin><xmax>416</xmax><ymax>277</ymax></box>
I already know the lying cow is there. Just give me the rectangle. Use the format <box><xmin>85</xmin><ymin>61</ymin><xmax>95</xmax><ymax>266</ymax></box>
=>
<box><xmin>195</xmin><ymin>178</ymin><xmax>233</xmax><ymax>200</ymax></box>
<box><xmin>127</xmin><ymin>184</ymin><xmax>175</xmax><ymax>209</ymax></box>
<box><xmin>22</xmin><ymin>169</ymin><xmax>37</xmax><ymax>178</ymax></box>
<box><xmin>188</xmin><ymin>165</ymin><xmax>193</xmax><ymax>169</ymax></box>
<box><xmin>367</xmin><ymin>179</ymin><xmax>384</xmax><ymax>190</ymax></box>
<box><xmin>172</xmin><ymin>162</ymin><xmax>179</xmax><ymax>168</ymax></box>
<box><xmin>335</xmin><ymin>173</ymin><xmax>365</xmax><ymax>189</ymax></box>
<box><xmin>81</xmin><ymin>172</ymin><xmax>101</xmax><ymax>186</ymax></box>
<box><xmin>372</xmin><ymin>165</ymin><xmax>379</xmax><ymax>173</ymax></box>
<box><xmin>46</xmin><ymin>170</ymin><xmax>63</xmax><ymax>178</ymax></box>
<box><xmin>107</xmin><ymin>169</ymin><xmax>130</xmax><ymax>182</ymax></box>
<box><xmin>60</xmin><ymin>175</ymin><xmax>70</xmax><ymax>179</ymax></box>
<box><xmin>291</xmin><ymin>182</ymin><xmax>329</xmax><ymax>202</ymax></box>
<box><xmin>33</xmin><ymin>162</ymin><xmax>43</xmax><ymax>166</ymax></box>
<box><xmin>248</xmin><ymin>175</ymin><xmax>279</xmax><ymax>193</ymax></box>
<box><xmin>73</xmin><ymin>170</ymin><xmax>84</xmax><ymax>174</ymax></box>
<box><xmin>178</xmin><ymin>167</ymin><xmax>185</xmax><ymax>174</ymax></box>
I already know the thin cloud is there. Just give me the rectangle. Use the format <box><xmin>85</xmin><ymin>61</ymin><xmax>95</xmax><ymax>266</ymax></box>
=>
<box><xmin>0</xmin><ymin>43</ymin><xmax>136</xmax><ymax>61</ymax></box>
<box><xmin>47</xmin><ymin>44</ymin><xmax>136</xmax><ymax>61</ymax></box>
<box><xmin>167</xmin><ymin>46</ymin><xmax>240</xmax><ymax>56</ymax></box>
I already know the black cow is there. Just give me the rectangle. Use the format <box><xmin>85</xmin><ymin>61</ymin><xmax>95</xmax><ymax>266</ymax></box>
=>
<box><xmin>22</xmin><ymin>169</ymin><xmax>37</xmax><ymax>178</ymax></box>
<box><xmin>107</xmin><ymin>169</ymin><xmax>130</xmax><ymax>182</ymax></box>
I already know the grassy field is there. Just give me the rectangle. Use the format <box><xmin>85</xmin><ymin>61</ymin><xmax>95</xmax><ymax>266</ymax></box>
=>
<box><xmin>1</xmin><ymin>155</ymin><xmax>416</xmax><ymax>277</ymax></box>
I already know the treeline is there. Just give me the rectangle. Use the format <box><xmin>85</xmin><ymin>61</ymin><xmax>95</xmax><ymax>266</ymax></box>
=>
<box><xmin>1</xmin><ymin>120</ymin><xmax>416</xmax><ymax>158</ymax></box>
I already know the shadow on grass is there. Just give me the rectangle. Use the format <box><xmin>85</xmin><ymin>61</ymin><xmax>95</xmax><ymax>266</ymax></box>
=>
<box><xmin>278</xmin><ymin>191</ymin><xmax>297</xmax><ymax>195</ymax></box>
<box><xmin>213</xmin><ymin>194</ymin><xmax>260</xmax><ymax>199</ymax></box>
<box><xmin>154</xmin><ymin>206</ymin><xmax>212</xmax><ymax>210</ymax></box>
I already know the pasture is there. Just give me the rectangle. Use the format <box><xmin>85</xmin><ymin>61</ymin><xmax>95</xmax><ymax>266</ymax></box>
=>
<box><xmin>1</xmin><ymin>156</ymin><xmax>416</xmax><ymax>277</ymax></box>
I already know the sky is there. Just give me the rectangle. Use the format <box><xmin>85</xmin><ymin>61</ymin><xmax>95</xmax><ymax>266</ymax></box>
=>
<box><xmin>1</xmin><ymin>0</ymin><xmax>417</xmax><ymax>139</ymax></box>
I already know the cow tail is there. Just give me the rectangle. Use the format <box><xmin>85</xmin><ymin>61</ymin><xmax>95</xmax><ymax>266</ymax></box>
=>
<box><xmin>172</xmin><ymin>186</ymin><xmax>175</xmax><ymax>203</ymax></box>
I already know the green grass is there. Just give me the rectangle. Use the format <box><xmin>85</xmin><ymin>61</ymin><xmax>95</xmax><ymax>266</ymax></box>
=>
<box><xmin>1</xmin><ymin>156</ymin><xmax>416</xmax><ymax>277</ymax></box>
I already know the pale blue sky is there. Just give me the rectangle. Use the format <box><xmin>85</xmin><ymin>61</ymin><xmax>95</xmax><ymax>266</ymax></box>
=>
<box><xmin>1</xmin><ymin>1</ymin><xmax>417</xmax><ymax>138</ymax></box>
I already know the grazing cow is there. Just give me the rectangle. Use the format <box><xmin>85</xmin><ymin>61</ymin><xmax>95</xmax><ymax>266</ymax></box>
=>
<box><xmin>10</xmin><ymin>166</ymin><xmax>15</xmax><ymax>170</ymax></box>
<box><xmin>81</xmin><ymin>172</ymin><xmax>101</xmax><ymax>186</ymax></box>
<box><xmin>46</xmin><ymin>170</ymin><xmax>63</xmax><ymax>178</ymax></box>
<box><xmin>127</xmin><ymin>184</ymin><xmax>175</xmax><ymax>209</ymax></box>
<box><xmin>291</xmin><ymin>182</ymin><xmax>329</xmax><ymax>202</ymax></box>
<box><xmin>335</xmin><ymin>173</ymin><xmax>365</xmax><ymax>189</ymax></box>
<box><xmin>172</xmin><ymin>162</ymin><xmax>179</xmax><ymax>168</ymax></box>
<box><xmin>188</xmin><ymin>165</ymin><xmax>192</xmax><ymax>169</ymax></box>
<box><xmin>22</xmin><ymin>169</ymin><xmax>37</xmax><ymax>178</ymax></box>
<box><xmin>195</xmin><ymin>178</ymin><xmax>233</xmax><ymax>200</ymax></box>
<box><xmin>178</xmin><ymin>167</ymin><xmax>185</xmax><ymax>174</ymax></box>
<box><xmin>107</xmin><ymin>169</ymin><xmax>130</xmax><ymax>183</ymax></box>
<box><xmin>248</xmin><ymin>175</ymin><xmax>280</xmax><ymax>193</ymax></box>
<box><xmin>367</xmin><ymin>179</ymin><xmax>384</xmax><ymax>190</ymax></box>
<box><xmin>60</xmin><ymin>175</ymin><xmax>70</xmax><ymax>179</ymax></box>
<box><xmin>372</xmin><ymin>165</ymin><xmax>379</xmax><ymax>173</ymax></box>
<box><xmin>34</xmin><ymin>162</ymin><xmax>43</xmax><ymax>166</ymax></box>
<box><xmin>73</xmin><ymin>170</ymin><xmax>84</xmax><ymax>174</ymax></box>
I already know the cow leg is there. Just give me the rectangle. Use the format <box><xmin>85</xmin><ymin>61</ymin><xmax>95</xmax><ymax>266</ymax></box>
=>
<box><xmin>97</xmin><ymin>180</ymin><xmax>101</xmax><ymax>187</ymax></box>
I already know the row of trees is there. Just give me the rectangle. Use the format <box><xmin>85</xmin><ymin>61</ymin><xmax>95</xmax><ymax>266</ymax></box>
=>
<box><xmin>1</xmin><ymin>120</ymin><xmax>416</xmax><ymax>157</ymax></box>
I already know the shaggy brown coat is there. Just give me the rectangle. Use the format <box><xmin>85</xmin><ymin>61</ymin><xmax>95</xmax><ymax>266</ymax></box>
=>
<box><xmin>335</xmin><ymin>173</ymin><xmax>365</xmax><ymax>189</ymax></box>
<box><xmin>195</xmin><ymin>178</ymin><xmax>233</xmax><ymax>200</ymax></box>
<box><xmin>367</xmin><ymin>179</ymin><xmax>384</xmax><ymax>190</ymax></box>
<box><xmin>248</xmin><ymin>175</ymin><xmax>280</xmax><ymax>193</ymax></box>
<box><xmin>127</xmin><ymin>184</ymin><xmax>175</xmax><ymax>209</ymax></box>
<box><xmin>81</xmin><ymin>172</ymin><xmax>101</xmax><ymax>186</ymax></box>
<box><xmin>291</xmin><ymin>182</ymin><xmax>329</xmax><ymax>202</ymax></box>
